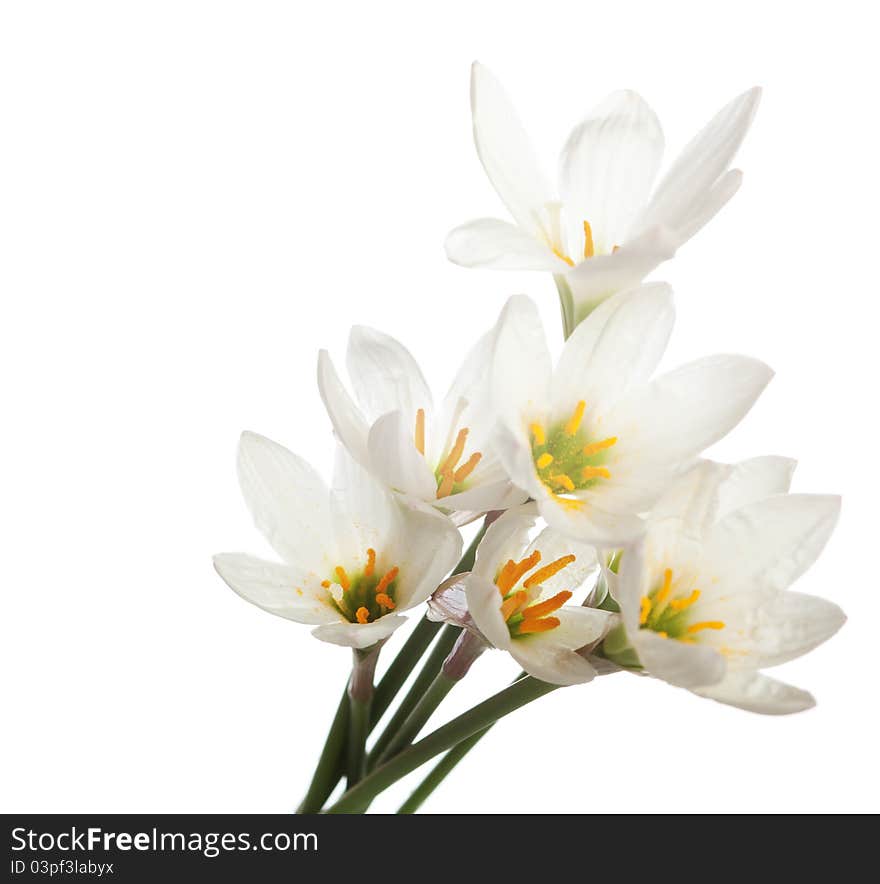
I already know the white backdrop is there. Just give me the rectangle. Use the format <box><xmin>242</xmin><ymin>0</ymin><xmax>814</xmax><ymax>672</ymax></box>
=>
<box><xmin>2</xmin><ymin>0</ymin><xmax>877</xmax><ymax>813</ymax></box>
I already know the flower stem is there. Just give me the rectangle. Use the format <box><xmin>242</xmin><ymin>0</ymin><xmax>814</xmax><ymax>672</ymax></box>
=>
<box><xmin>346</xmin><ymin>645</ymin><xmax>380</xmax><ymax>787</ymax></box>
<box><xmin>296</xmin><ymin>685</ymin><xmax>349</xmax><ymax>814</ymax></box>
<box><xmin>396</xmin><ymin>726</ymin><xmax>490</xmax><ymax>814</ymax></box>
<box><xmin>327</xmin><ymin>675</ymin><xmax>559</xmax><ymax>813</ymax></box>
<box><xmin>367</xmin><ymin>625</ymin><xmax>459</xmax><ymax>769</ymax></box>
<box><xmin>295</xmin><ymin>515</ymin><xmax>495</xmax><ymax>812</ymax></box>
<box><xmin>376</xmin><ymin>671</ymin><xmax>457</xmax><ymax>765</ymax></box>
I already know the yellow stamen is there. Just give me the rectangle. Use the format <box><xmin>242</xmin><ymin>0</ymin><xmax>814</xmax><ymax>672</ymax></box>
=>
<box><xmin>356</xmin><ymin>607</ymin><xmax>370</xmax><ymax>624</ymax></box>
<box><xmin>518</xmin><ymin>616</ymin><xmax>561</xmax><ymax>635</ymax></box>
<box><xmin>438</xmin><ymin>428</ymin><xmax>469</xmax><ymax>476</ymax></box>
<box><xmin>565</xmin><ymin>400</ymin><xmax>586</xmax><ymax>436</ymax></box>
<box><xmin>582</xmin><ymin>437</ymin><xmax>618</xmax><ymax>457</ymax></box>
<box><xmin>321</xmin><ymin>580</ymin><xmax>331</xmax><ymax>589</ymax></box>
<box><xmin>639</xmin><ymin>596</ymin><xmax>652</xmax><ymax>625</ymax></box>
<box><xmin>453</xmin><ymin>452</ymin><xmax>482</xmax><ymax>484</ymax></box>
<box><xmin>581</xmin><ymin>466</ymin><xmax>610</xmax><ymax>480</ymax></box>
<box><xmin>612</xmin><ymin>245</ymin><xmax>620</xmax><ymax>254</ymax></box>
<box><xmin>656</xmin><ymin>568</ymin><xmax>673</xmax><ymax>605</ymax></box>
<box><xmin>551</xmin><ymin>473</ymin><xmax>575</xmax><ymax>492</ymax></box>
<box><xmin>414</xmin><ymin>408</ymin><xmax>425</xmax><ymax>456</ymax></box>
<box><xmin>523</xmin><ymin>590</ymin><xmax>572</xmax><ymax>620</ymax></box>
<box><xmin>436</xmin><ymin>470</ymin><xmax>455</xmax><ymax>498</ymax></box>
<box><xmin>496</xmin><ymin>551</ymin><xmax>542</xmax><ymax>594</ymax></box>
<box><xmin>335</xmin><ymin>566</ymin><xmax>351</xmax><ymax>592</ymax></box>
<box><xmin>500</xmin><ymin>589</ymin><xmax>528</xmax><ymax>622</ymax></box>
<box><xmin>656</xmin><ymin>631</ymin><xmax>668</xmax><ymax>639</ymax></box>
<box><xmin>523</xmin><ymin>554</ymin><xmax>576</xmax><ymax>589</ymax></box>
<box><xmin>375</xmin><ymin>592</ymin><xmax>395</xmax><ymax>610</ymax></box>
<box><xmin>536</xmin><ymin>452</ymin><xmax>554</xmax><ymax>470</ymax></box>
<box><xmin>364</xmin><ymin>548</ymin><xmax>376</xmax><ymax>578</ymax></box>
<box><xmin>553</xmin><ymin>494</ymin><xmax>585</xmax><ymax>511</ymax></box>
<box><xmin>670</xmin><ymin>589</ymin><xmax>701</xmax><ymax>612</ymax></box>
<box><xmin>583</xmin><ymin>220</ymin><xmax>595</xmax><ymax>259</ymax></box>
<box><xmin>495</xmin><ymin>559</ymin><xmax>517</xmax><ymax>594</ymax></box>
<box><xmin>553</xmin><ymin>247</ymin><xmax>574</xmax><ymax>267</ymax></box>
<box><xmin>375</xmin><ymin>566</ymin><xmax>399</xmax><ymax>597</ymax></box>
<box><xmin>686</xmin><ymin>620</ymin><xmax>725</xmax><ymax>634</ymax></box>
<box><xmin>530</xmin><ymin>423</ymin><xmax>546</xmax><ymax>446</ymax></box>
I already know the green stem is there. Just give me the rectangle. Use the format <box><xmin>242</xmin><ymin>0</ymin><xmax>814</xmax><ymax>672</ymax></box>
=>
<box><xmin>346</xmin><ymin>645</ymin><xmax>380</xmax><ymax>787</ymax></box>
<box><xmin>553</xmin><ymin>273</ymin><xmax>575</xmax><ymax>339</ymax></box>
<box><xmin>371</xmin><ymin>615</ymin><xmax>441</xmax><ymax>724</ymax></box>
<box><xmin>296</xmin><ymin>685</ymin><xmax>349</xmax><ymax>814</ymax></box>
<box><xmin>346</xmin><ymin>695</ymin><xmax>371</xmax><ymax>786</ymax></box>
<box><xmin>367</xmin><ymin>625</ymin><xmax>459</xmax><ymax>769</ymax></box>
<box><xmin>327</xmin><ymin>676</ymin><xmax>558</xmax><ymax>813</ymax></box>
<box><xmin>295</xmin><ymin>515</ymin><xmax>495</xmax><ymax>812</ymax></box>
<box><xmin>377</xmin><ymin>671</ymin><xmax>457</xmax><ymax>765</ymax></box>
<box><xmin>396</xmin><ymin>726</ymin><xmax>490</xmax><ymax>814</ymax></box>
<box><xmin>395</xmin><ymin>671</ymin><xmax>523</xmax><ymax>814</ymax></box>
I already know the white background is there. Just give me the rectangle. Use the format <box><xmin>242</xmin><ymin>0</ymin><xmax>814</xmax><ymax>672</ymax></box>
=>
<box><xmin>2</xmin><ymin>0</ymin><xmax>878</xmax><ymax>814</ymax></box>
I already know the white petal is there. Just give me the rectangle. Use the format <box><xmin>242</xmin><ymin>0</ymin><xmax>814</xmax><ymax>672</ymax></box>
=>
<box><xmin>636</xmin><ymin>630</ymin><xmax>726</xmax><ymax>689</ymax></box>
<box><xmin>470</xmin><ymin>62</ymin><xmax>553</xmax><ymax>236</ymax></box>
<box><xmin>312</xmin><ymin>615</ymin><xmax>408</xmax><ymax>649</ymax></box>
<box><xmin>213</xmin><ymin>553</ymin><xmax>339</xmax><ymax>625</ymax></box>
<box><xmin>671</xmin><ymin>168</ymin><xmax>743</xmax><ymax>246</ymax></box>
<box><xmin>523</xmin><ymin>526</ymin><xmax>598</xmax><ymax>597</ymax></box>
<box><xmin>490</xmin><ymin>295</ymin><xmax>552</xmax><ymax>434</ymax></box>
<box><xmin>491</xmin><ymin>422</ymin><xmax>542</xmax><ymax>499</ymax></box>
<box><xmin>536</xmin><ymin>489</ymin><xmax>646</xmax><ymax>548</ymax></box>
<box><xmin>366</xmin><ymin>410</ymin><xmax>437</xmax><ymax>499</ymax></box>
<box><xmin>564</xmin><ymin>226</ymin><xmax>678</xmax><ymax>322</ymax></box>
<box><xmin>648</xmin><ymin>460</ymin><xmax>733</xmax><ymax>534</ymax></box>
<box><xmin>750</xmin><ymin>591</ymin><xmax>846</xmax><ymax>668</ymax></box>
<box><xmin>236</xmin><ymin>432</ymin><xmax>334</xmax><ymax>569</ymax></box>
<box><xmin>437</xmin><ymin>478</ymin><xmax>529</xmax><ymax>518</ymax></box>
<box><xmin>552</xmin><ymin>282</ymin><xmax>675</xmax><ymax>416</ymax></box>
<box><xmin>558</xmin><ymin>90</ymin><xmax>664</xmax><ymax>253</ymax></box>
<box><xmin>694</xmin><ymin>670</ymin><xmax>815</xmax><ymax>715</ymax></box>
<box><xmin>510</xmin><ymin>613</ymin><xmax>602</xmax><ymax>685</ymax></box>
<box><xmin>331</xmin><ymin>446</ymin><xmax>400</xmax><ymax>557</ymax></box>
<box><xmin>389</xmin><ymin>503</ymin><xmax>463</xmax><ymax>610</ymax></box>
<box><xmin>635</xmin><ymin>88</ymin><xmax>761</xmax><ymax>239</ymax></box>
<box><xmin>715</xmin><ymin>455</ymin><xmax>797</xmax><ymax>521</ymax></box>
<box><xmin>466</xmin><ymin>574</ymin><xmax>514</xmax><ymax>651</ymax></box>
<box><xmin>445</xmin><ymin>218</ymin><xmax>566</xmax><ymax>270</ymax></box>
<box><xmin>472</xmin><ymin>505</ymin><xmax>539</xmax><ymax>580</ymax></box>
<box><xmin>606</xmin><ymin>355</ymin><xmax>774</xmax><ymax>466</ymax></box>
<box><xmin>317</xmin><ymin>350</ymin><xmax>370</xmax><ymax>466</ymax></box>
<box><xmin>705</xmin><ymin>494</ymin><xmax>841</xmax><ymax>595</ymax></box>
<box><xmin>346</xmin><ymin>325</ymin><xmax>433</xmax><ymax>424</ymax></box>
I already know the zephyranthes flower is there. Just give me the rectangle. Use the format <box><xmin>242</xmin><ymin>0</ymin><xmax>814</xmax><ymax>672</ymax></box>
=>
<box><xmin>446</xmin><ymin>62</ymin><xmax>760</xmax><ymax>327</ymax></box>
<box><xmin>213</xmin><ymin>433</ymin><xmax>462</xmax><ymax>649</ymax></box>
<box><xmin>604</xmin><ymin>457</ymin><xmax>845</xmax><ymax>713</ymax></box>
<box><xmin>432</xmin><ymin>506</ymin><xmax>614</xmax><ymax>684</ymax></box>
<box><xmin>490</xmin><ymin>286</ymin><xmax>773</xmax><ymax>546</ymax></box>
<box><xmin>318</xmin><ymin>321</ymin><xmax>526</xmax><ymax>525</ymax></box>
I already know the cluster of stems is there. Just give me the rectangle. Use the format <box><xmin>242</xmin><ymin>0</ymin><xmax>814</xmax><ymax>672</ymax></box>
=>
<box><xmin>296</xmin><ymin>518</ymin><xmax>560</xmax><ymax>814</ymax></box>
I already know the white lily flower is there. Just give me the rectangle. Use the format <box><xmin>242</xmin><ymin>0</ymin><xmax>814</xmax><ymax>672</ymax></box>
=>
<box><xmin>213</xmin><ymin>433</ymin><xmax>462</xmax><ymax>649</ymax></box>
<box><xmin>446</xmin><ymin>62</ymin><xmax>760</xmax><ymax>326</ymax></box>
<box><xmin>490</xmin><ymin>287</ymin><xmax>773</xmax><ymax>546</ymax></box>
<box><xmin>318</xmin><ymin>321</ymin><xmax>527</xmax><ymax>526</ymax></box>
<box><xmin>606</xmin><ymin>457</ymin><xmax>845</xmax><ymax>713</ymax></box>
<box><xmin>461</xmin><ymin>506</ymin><xmax>615</xmax><ymax>685</ymax></box>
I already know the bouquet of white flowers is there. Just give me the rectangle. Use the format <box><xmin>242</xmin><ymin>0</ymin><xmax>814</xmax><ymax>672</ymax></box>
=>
<box><xmin>214</xmin><ymin>63</ymin><xmax>844</xmax><ymax>814</ymax></box>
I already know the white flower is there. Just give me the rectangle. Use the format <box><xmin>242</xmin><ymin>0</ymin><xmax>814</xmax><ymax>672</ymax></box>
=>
<box><xmin>607</xmin><ymin>457</ymin><xmax>845</xmax><ymax>713</ymax></box>
<box><xmin>318</xmin><ymin>321</ymin><xmax>527</xmax><ymax>525</ymax></box>
<box><xmin>213</xmin><ymin>433</ymin><xmax>462</xmax><ymax>649</ymax></box>
<box><xmin>460</xmin><ymin>506</ymin><xmax>614</xmax><ymax>685</ymax></box>
<box><xmin>490</xmin><ymin>287</ymin><xmax>773</xmax><ymax>546</ymax></box>
<box><xmin>446</xmin><ymin>62</ymin><xmax>760</xmax><ymax>325</ymax></box>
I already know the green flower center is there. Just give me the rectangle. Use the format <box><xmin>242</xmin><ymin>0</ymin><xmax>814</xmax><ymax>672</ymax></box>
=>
<box><xmin>639</xmin><ymin>568</ymin><xmax>724</xmax><ymax>643</ymax></box>
<box><xmin>530</xmin><ymin>400</ymin><xmax>617</xmax><ymax>497</ymax></box>
<box><xmin>322</xmin><ymin>548</ymin><xmax>399</xmax><ymax>624</ymax></box>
